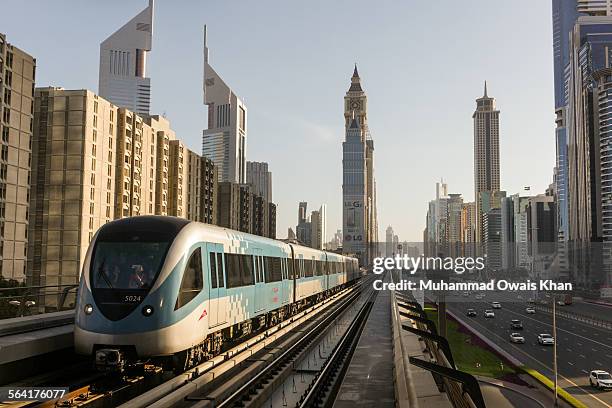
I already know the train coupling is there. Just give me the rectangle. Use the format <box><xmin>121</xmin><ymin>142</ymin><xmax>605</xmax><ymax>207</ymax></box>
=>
<box><xmin>95</xmin><ymin>348</ymin><xmax>126</xmax><ymax>372</ymax></box>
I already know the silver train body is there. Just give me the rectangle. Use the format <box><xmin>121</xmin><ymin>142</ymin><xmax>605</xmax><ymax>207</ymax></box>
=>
<box><xmin>74</xmin><ymin>216</ymin><xmax>360</xmax><ymax>366</ymax></box>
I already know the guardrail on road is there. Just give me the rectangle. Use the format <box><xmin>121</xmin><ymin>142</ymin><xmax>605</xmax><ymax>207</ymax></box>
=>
<box><xmin>534</xmin><ymin>305</ymin><xmax>612</xmax><ymax>330</ymax></box>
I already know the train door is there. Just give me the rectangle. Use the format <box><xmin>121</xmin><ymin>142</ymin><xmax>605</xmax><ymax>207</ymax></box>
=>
<box><xmin>281</xmin><ymin>255</ymin><xmax>289</xmax><ymax>305</ymax></box>
<box><xmin>324</xmin><ymin>254</ymin><xmax>329</xmax><ymax>291</ymax></box>
<box><xmin>206</xmin><ymin>243</ymin><xmax>223</xmax><ymax>328</ymax></box>
<box><xmin>288</xmin><ymin>245</ymin><xmax>296</xmax><ymax>304</ymax></box>
<box><xmin>254</xmin><ymin>249</ymin><xmax>266</xmax><ymax>313</ymax></box>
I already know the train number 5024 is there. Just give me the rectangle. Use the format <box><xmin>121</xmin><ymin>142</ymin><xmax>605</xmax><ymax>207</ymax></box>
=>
<box><xmin>123</xmin><ymin>295</ymin><xmax>142</xmax><ymax>303</ymax></box>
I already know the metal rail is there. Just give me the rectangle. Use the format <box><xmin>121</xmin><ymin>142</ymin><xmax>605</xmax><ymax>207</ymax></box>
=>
<box><xmin>211</xmin><ymin>285</ymin><xmax>368</xmax><ymax>408</ymax></box>
<box><xmin>297</xmin><ymin>289</ymin><xmax>376</xmax><ymax>408</ymax></box>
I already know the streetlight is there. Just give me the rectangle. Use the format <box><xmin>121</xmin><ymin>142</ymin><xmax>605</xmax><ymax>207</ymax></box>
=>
<box><xmin>552</xmin><ymin>293</ymin><xmax>558</xmax><ymax>407</ymax></box>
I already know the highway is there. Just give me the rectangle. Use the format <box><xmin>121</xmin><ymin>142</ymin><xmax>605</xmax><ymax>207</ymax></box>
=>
<box><xmin>443</xmin><ymin>292</ymin><xmax>612</xmax><ymax>408</ymax></box>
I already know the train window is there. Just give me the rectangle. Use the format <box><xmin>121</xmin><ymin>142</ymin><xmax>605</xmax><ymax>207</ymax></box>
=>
<box><xmin>175</xmin><ymin>247</ymin><xmax>203</xmax><ymax>309</ymax></box>
<box><xmin>242</xmin><ymin>255</ymin><xmax>255</xmax><ymax>286</ymax></box>
<box><xmin>210</xmin><ymin>253</ymin><xmax>218</xmax><ymax>289</ymax></box>
<box><xmin>288</xmin><ymin>257</ymin><xmax>294</xmax><ymax>279</ymax></box>
<box><xmin>264</xmin><ymin>256</ymin><xmax>282</xmax><ymax>282</ymax></box>
<box><xmin>304</xmin><ymin>259</ymin><xmax>313</xmax><ymax>278</ymax></box>
<box><xmin>225</xmin><ymin>253</ymin><xmax>242</xmax><ymax>288</ymax></box>
<box><xmin>217</xmin><ymin>253</ymin><xmax>225</xmax><ymax>287</ymax></box>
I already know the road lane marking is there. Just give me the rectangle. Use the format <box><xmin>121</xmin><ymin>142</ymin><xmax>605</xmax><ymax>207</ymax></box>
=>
<box><xmin>449</xmin><ymin>305</ymin><xmax>612</xmax><ymax>408</ymax></box>
<box><xmin>500</xmin><ymin>306</ymin><xmax>612</xmax><ymax>350</ymax></box>
<box><xmin>580</xmin><ymin>354</ymin><xmax>586</xmax><ymax>358</ymax></box>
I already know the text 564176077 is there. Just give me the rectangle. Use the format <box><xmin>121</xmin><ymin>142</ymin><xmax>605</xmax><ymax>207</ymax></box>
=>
<box><xmin>0</xmin><ymin>387</ymin><xmax>68</xmax><ymax>401</ymax></box>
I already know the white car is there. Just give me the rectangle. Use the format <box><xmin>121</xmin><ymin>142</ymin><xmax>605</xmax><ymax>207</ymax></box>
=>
<box><xmin>590</xmin><ymin>370</ymin><xmax>612</xmax><ymax>390</ymax></box>
<box><xmin>510</xmin><ymin>333</ymin><xmax>525</xmax><ymax>343</ymax></box>
<box><xmin>484</xmin><ymin>310</ymin><xmax>495</xmax><ymax>318</ymax></box>
<box><xmin>492</xmin><ymin>302</ymin><xmax>502</xmax><ymax>309</ymax></box>
<box><xmin>526</xmin><ymin>307</ymin><xmax>536</xmax><ymax>314</ymax></box>
<box><xmin>538</xmin><ymin>333</ymin><xmax>555</xmax><ymax>345</ymax></box>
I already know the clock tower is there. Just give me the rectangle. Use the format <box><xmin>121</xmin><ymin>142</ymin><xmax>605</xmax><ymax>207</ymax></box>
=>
<box><xmin>344</xmin><ymin>64</ymin><xmax>368</xmax><ymax>140</ymax></box>
<box><xmin>342</xmin><ymin>64</ymin><xmax>378</xmax><ymax>267</ymax></box>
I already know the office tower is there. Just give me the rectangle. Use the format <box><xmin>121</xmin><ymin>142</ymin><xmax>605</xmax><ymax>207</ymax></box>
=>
<box><xmin>296</xmin><ymin>201</ymin><xmax>311</xmax><ymax>245</ymax></box>
<box><xmin>198</xmin><ymin>156</ymin><xmax>218</xmax><ymax>224</ymax></box>
<box><xmin>217</xmin><ymin>182</ymin><xmax>241</xmax><ymax>230</ymax></box>
<box><xmin>319</xmin><ymin>204</ymin><xmax>327</xmax><ymax>250</ymax></box>
<box><xmin>385</xmin><ymin>226</ymin><xmax>394</xmax><ymax>257</ymax></box>
<box><xmin>29</xmin><ymin>89</ymin><xmax>119</xmax><ymax>289</ymax></box>
<box><xmin>473</xmin><ymin>82</ymin><xmax>500</xmax><ymax>243</ymax></box>
<box><xmin>483</xmin><ymin>208</ymin><xmax>503</xmax><ymax>270</ymax></box>
<box><xmin>460</xmin><ymin>202</ymin><xmax>476</xmax><ymax>243</ymax></box>
<box><xmin>0</xmin><ymin>34</ymin><xmax>35</xmax><ymax>281</ymax></box>
<box><xmin>310</xmin><ymin>204</ymin><xmax>327</xmax><ymax>250</ymax></box>
<box><xmin>527</xmin><ymin>195</ymin><xmax>557</xmax><ymax>278</ymax></box>
<box><xmin>246</xmin><ymin>161</ymin><xmax>272</xmax><ymax>202</ymax></box>
<box><xmin>447</xmin><ymin>193</ymin><xmax>464</xmax><ymax>257</ymax></box>
<box><xmin>268</xmin><ymin>203</ymin><xmax>276</xmax><ymax>239</ymax></box>
<box><xmin>311</xmin><ymin>210</ymin><xmax>322</xmax><ymax>250</ymax></box>
<box><xmin>99</xmin><ymin>0</ymin><xmax>154</xmax><ymax>116</ymax></box>
<box><xmin>552</xmin><ymin>1</ymin><xmax>578</xmax><ymax>249</ymax></box>
<box><xmin>252</xmin><ymin>195</ymin><xmax>269</xmax><ymax>237</ymax></box>
<box><xmin>298</xmin><ymin>201</ymin><xmax>307</xmax><ymax>225</ymax></box>
<box><xmin>342</xmin><ymin>66</ymin><xmax>378</xmax><ymax>266</ymax></box>
<box><xmin>202</xmin><ymin>26</ymin><xmax>247</xmax><ymax>184</ymax></box>
<box><xmin>500</xmin><ymin>196</ymin><xmax>516</xmax><ymax>271</ymax></box>
<box><xmin>239</xmin><ymin>185</ymin><xmax>252</xmax><ymax>234</ymax></box>
<box><xmin>565</xmin><ymin>11</ymin><xmax>612</xmax><ymax>292</ymax></box>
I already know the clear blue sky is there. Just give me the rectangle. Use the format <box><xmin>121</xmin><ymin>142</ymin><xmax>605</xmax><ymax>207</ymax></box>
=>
<box><xmin>3</xmin><ymin>0</ymin><xmax>555</xmax><ymax>242</ymax></box>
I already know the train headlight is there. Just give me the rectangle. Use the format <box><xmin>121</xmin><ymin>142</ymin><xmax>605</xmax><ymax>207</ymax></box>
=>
<box><xmin>84</xmin><ymin>304</ymin><xmax>93</xmax><ymax>315</ymax></box>
<box><xmin>142</xmin><ymin>305</ymin><xmax>154</xmax><ymax>317</ymax></box>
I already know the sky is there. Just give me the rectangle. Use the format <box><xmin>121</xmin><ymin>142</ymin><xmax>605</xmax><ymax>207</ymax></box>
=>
<box><xmin>2</xmin><ymin>0</ymin><xmax>555</xmax><ymax>242</ymax></box>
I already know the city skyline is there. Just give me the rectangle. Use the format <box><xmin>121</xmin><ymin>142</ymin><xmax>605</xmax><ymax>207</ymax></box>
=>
<box><xmin>1</xmin><ymin>0</ymin><xmax>556</xmax><ymax>241</ymax></box>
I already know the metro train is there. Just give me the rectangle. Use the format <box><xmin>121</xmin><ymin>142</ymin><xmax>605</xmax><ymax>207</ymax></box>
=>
<box><xmin>74</xmin><ymin>216</ymin><xmax>361</xmax><ymax>371</ymax></box>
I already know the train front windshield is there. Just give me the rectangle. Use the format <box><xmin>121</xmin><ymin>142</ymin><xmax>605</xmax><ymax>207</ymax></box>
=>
<box><xmin>88</xmin><ymin>216</ymin><xmax>190</xmax><ymax>321</ymax></box>
<box><xmin>91</xmin><ymin>242</ymin><xmax>169</xmax><ymax>290</ymax></box>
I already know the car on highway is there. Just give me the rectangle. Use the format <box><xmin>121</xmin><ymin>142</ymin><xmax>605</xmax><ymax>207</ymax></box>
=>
<box><xmin>556</xmin><ymin>300</ymin><xmax>566</xmax><ymax>306</ymax></box>
<box><xmin>537</xmin><ymin>333</ymin><xmax>555</xmax><ymax>345</ymax></box>
<box><xmin>492</xmin><ymin>302</ymin><xmax>502</xmax><ymax>309</ymax></box>
<box><xmin>526</xmin><ymin>307</ymin><xmax>536</xmax><ymax>314</ymax></box>
<box><xmin>510</xmin><ymin>319</ymin><xmax>523</xmax><ymax>329</ymax></box>
<box><xmin>466</xmin><ymin>309</ymin><xmax>477</xmax><ymax>317</ymax></box>
<box><xmin>509</xmin><ymin>332</ymin><xmax>525</xmax><ymax>343</ymax></box>
<box><xmin>462</xmin><ymin>291</ymin><xmax>470</xmax><ymax>297</ymax></box>
<box><xmin>589</xmin><ymin>370</ymin><xmax>612</xmax><ymax>390</ymax></box>
<box><xmin>484</xmin><ymin>309</ymin><xmax>495</xmax><ymax>318</ymax></box>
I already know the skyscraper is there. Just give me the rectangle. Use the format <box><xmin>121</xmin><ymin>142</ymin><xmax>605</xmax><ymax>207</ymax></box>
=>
<box><xmin>310</xmin><ymin>205</ymin><xmax>327</xmax><ymax>250</ymax></box>
<box><xmin>0</xmin><ymin>34</ymin><xmax>35</xmax><ymax>281</ymax></box>
<box><xmin>473</xmin><ymin>82</ymin><xmax>500</xmax><ymax>243</ymax></box>
<box><xmin>246</xmin><ymin>161</ymin><xmax>272</xmax><ymax>202</ymax></box>
<box><xmin>385</xmin><ymin>226</ymin><xmax>394</xmax><ymax>257</ymax></box>
<box><xmin>552</xmin><ymin>1</ymin><xmax>578</xmax><ymax>277</ymax></box>
<box><xmin>98</xmin><ymin>0</ymin><xmax>154</xmax><ymax>116</ymax></box>
<box><xmin>342</xmin><ymin>66</ymin><xmax>378</xmax><ymax>266</ymax></box>
<box><xmin>202</xmin><ymin>26</ymin><xmax>247</xmax><ymax>184</ymax></box>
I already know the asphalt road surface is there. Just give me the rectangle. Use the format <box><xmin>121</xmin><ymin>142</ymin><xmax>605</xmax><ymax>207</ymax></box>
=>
<box><xmin>444</xmin><ymin>292</ymin><xmax>612</xmax><ymax>408</ymax></box>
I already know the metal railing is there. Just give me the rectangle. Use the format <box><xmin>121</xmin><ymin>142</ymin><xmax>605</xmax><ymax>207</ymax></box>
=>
<box><xmin>0</xmin><ymin>284</ymin><xmax>78</xmax><ymax>319</ymax></box>
<box><xmin>393</xmin><ymin>290</ymin><xmax>484</xmax><ymax>408</ymax></box>
<box><xmin>534</xmin><ymin>304</ymin><xmax>612</xmax><ymax>329</ymax></box>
